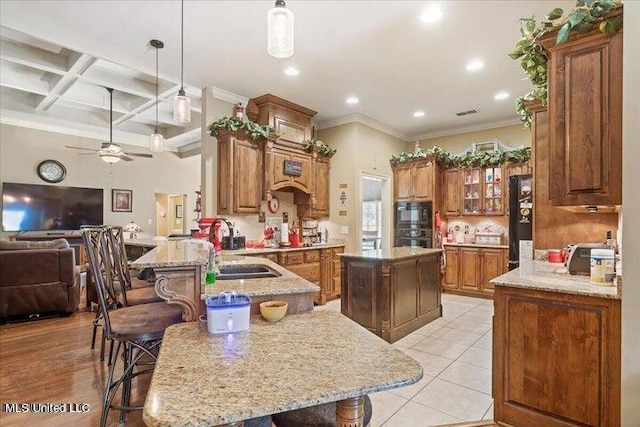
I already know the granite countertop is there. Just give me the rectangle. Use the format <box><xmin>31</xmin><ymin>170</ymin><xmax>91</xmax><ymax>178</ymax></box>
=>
<box><xmin>131</xmin><ymin>239</ymin><xmax>210</xmax><ymax>269</ymax></box>
<box><xmin>225</xmin><ymin>242</ymin><xmax>345</xmax><ymax>256</ymax></box>
<box><xmin>490</xmin><ymin>260</ymin><xmax>620</xmax><ymax>299</ymax></box>
<box><xmin>124</xmin><ymin>238</ymin><xmax>159</xmax><ymax>248</ymax></box>
<box><xmin>340</xmin><ymin>247</ymin><xmax>442</xmax><ymax>261</ymax></box>
<box><xmin>143</xmin><ymin>310</ymin><xmax>423</xmax><ymax>427</ymax></box>
<box><xmin>443</xmin><ymin>242</ymin><xmax>509</xmax><ymax>249</ymax></box>
<box><xmin>203</xmin><ymin>255</ymin><xmax>320</xmax><ymax>298</ymax></box>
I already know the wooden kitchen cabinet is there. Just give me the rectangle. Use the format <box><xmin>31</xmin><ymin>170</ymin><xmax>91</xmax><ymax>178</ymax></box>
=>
<box><xmin>461</xmin><ymin>166</ymin><xmax>504</xmax><ymax>216</ymax></box>
<box><xmin>312</xmin><ymin>157</ymin><xmax>330</xmax><ymax>217</ymax></box>
<box><xmin>442</xmin><ymin>168</ymin><xmax>460</xmax><ymax>216</ymax></box>
<box><xmin>442</xmin><ymin>245</ymin><xmax>507</xmax><ymax>297</ymax></box>
<box><xmin>269</xmin><ymin>146</ymin><xmax>313</xmax><ymax>194</ymax></box>
<box><xmin>217</xmin><ymin>130</ymin><xmax>263</xmax><ymax>214</ymax></box>
<box><xmin>493</xmin><ymin>285</ymin><xmax>620</xmax><ymax>426</ymax></box>
<box><xmin>392</xmin><ymin>159</ymin><xmax>435</xmax><ymax>202</ymax></box>
<box><xmin>540</xmin><ymin>9</ymin><xmax>622</xmax><ymax>207</ymax></box>
<box><xmin>252</xmin><ymin>93</ymin><xmax>317</xmax><ymax>149</ymax></box>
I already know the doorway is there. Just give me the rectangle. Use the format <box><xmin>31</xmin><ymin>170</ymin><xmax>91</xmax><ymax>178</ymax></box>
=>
<box><xmin>360</xmin><ymin>173</ymin><xmax>390</xmax><ymax>251</ymax></box>
<box><xmin>155</xmin><ymin>193</ymin><xmax>187</xmax><ymax>237</ymax></box>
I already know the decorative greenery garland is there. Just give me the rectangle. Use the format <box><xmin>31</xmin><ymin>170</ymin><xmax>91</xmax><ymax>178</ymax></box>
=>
<box><xmin>208</xmin><ymin>117</ymin><xmax>275</xmax><ymax>140</ymax></box>
<box><xmin>390</xmin><ymin>146</ymin><xmax>531</xmax><ymax>168</ymax></box>
<box><xmin>303</xmin><ymin>139</ymin><xmax>337</xmax><ymax>157</ymax></box>
<box><xmin>509</xmin><ymin>0</ymin><xmax>622</xmax><ymax>128</ymax></box>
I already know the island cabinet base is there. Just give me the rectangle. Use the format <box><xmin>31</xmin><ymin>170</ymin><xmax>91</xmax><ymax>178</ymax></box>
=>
<box><xmin>341</xmin><ymin>252</ymin><xmax>442</xmax><ymax>343</ymax></box>
<box><xmin>493</xmin><ymin>285</ymin><xmax>621</xmax><ymax>427</ymax></box>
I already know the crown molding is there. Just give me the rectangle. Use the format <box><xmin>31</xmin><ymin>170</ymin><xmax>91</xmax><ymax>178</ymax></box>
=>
<box><xmin>317</xmin><ymin>113</ymin><xmax>410</xmax><ymax>141</ymax></box>
<box><xmin>410</xmin><ymin>118</ymin><xmax>522</xmax><ymax>141</ymax></box>
<box><xmin>208</xmin><ymin>86</ymin><xmax>249</xmax><ymax>106</ymax></box>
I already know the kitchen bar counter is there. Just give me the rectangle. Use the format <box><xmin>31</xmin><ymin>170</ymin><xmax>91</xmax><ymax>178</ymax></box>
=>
<box><xmin>143</xmin><ymin>310</ymin><xmax>423</xmax><ymax>427</ymax></box>
<box><xmin>490</xmin><ymin>260</ymin><xmax>620</xmax><ymax>299</ymax></box>
<box><xmin>340</xmin><ymin>248</ymin><xmax>442</xmax><ymax>343</ymax></box>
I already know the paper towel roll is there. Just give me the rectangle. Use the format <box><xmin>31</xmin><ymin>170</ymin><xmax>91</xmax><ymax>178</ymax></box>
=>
<box><xmin>281</xmin><ymin>223</ymin><xmax>289</xmax><ymax>243</ymax></box>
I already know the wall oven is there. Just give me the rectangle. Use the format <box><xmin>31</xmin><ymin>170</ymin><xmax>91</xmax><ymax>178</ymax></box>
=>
<box><xmin>395</xmin><ymin>202</ymin><xmax>433</xmax><ymax>248</ymax></box>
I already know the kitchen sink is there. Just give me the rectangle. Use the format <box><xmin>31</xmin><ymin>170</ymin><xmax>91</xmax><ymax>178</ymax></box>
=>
<box><xmin>216</xmin><ymin>265</ymin><xmax>282</xmax><ymax>280</ymax></box>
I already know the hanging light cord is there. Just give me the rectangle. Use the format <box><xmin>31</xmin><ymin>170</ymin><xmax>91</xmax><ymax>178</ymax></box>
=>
<box><xmin>109</xmin><ymin>88</ymin><xmax>113</xmax><ymax>143</ymax></box>
<box><xmin>179</xmin><ymin>0</ymin><xmax>185</xmax><ymax>95</ymax></box>
<box><xmin>155</xmin><ymin>44</ymin><xmax>159</xmax><ymax>132</ymax></box>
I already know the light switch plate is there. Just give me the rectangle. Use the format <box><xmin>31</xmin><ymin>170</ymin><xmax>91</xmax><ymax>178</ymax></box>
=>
<box><xmin>341</xmin><ymin>226</ymin><xmax>349</xmax><ymax>234</ymax></box>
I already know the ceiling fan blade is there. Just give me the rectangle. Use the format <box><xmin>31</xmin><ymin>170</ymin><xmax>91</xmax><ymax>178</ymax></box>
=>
<box><xmin>120</xmin><ymin>155</ymin><xmax>134</xmax><ymax>161</ymax></box>
<box><xmin>125</xmin><ymin>152</ymin><xmax>153</xmax><ymax>158</ymax></box>
<box><xmin>66</xmin><ymin>145</ymin><xmax>98</xmax><ymax>152</ymax></box>
<box><xmin>78</xmin><ymin>152</ymin><xmax>95</xmax><ymax>156</ymax></box>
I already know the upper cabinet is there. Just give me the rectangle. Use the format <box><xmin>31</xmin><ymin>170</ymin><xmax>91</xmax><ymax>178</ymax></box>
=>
<box><xmin>540</xmin><ymin>9</ymin><xmax>622</xmax><ymax>207</ymax></box>
<box><xmin>217</xmin><ymin>130</ymin><xmax>264</xmax><ymax>214</ymax></box>
<box><xmin>393</xmin><ymin>159</ymin><xmax>435</xmax><ymax>202</ymax></box>
<box><xmin>442</xmin><ymin>168</ymin><xmax>460</xmax><ymax>216</ymax></box>
<box><xmin>461</xmin><ymin>166</ymin><xmax>504</xmax><ymax>216</ymax></box>
<box><xmin>251</xmin><ymin>94</ymin><xmax>317</xmax><ymax>149</ymax></box>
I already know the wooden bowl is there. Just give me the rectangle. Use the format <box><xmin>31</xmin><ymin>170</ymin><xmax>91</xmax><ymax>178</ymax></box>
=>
<box><xmin>259</xmin><ymin>300</ymin><xmax>288</xmax><ymax>322</ymax></box>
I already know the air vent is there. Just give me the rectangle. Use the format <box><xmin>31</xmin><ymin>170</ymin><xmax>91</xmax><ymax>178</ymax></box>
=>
<box><xmin>455</xmin><ymin>109</ymin><xmax>479</xmax><ymax>116</ymax></box>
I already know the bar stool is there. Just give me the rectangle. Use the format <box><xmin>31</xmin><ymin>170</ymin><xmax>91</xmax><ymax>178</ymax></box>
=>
<box><xmin>82</xmin><ymin>227</ymin><xmax>184</xmax><ymax>427</ymax></box>
<box><xmin>272</xmin><ymin>395</ymin><xmax>373</xmax><ymax>427</ymax></box>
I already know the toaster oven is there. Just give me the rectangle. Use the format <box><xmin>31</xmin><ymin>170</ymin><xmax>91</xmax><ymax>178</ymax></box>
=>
<box><xmin>566</xmin><ymin>243</ymin><xmax>609</xmax><ymax>275</ymax></box>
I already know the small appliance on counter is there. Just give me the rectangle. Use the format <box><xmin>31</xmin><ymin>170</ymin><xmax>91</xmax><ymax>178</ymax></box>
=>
<box><xmin>566</xmin><ymin>243</ymin><xmax>609</xmax><ymax>275</ymax></box>
<box><xmin>203</xmin><ymin>292</ymin><xmax>251</xmax><ymax>334</ymax></box>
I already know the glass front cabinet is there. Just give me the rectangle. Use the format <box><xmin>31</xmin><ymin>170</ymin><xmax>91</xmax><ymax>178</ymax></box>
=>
<box><xmin>462</xmin><ymin>166</ymin><xmax>503</xmax><ymax>215</ymax></box>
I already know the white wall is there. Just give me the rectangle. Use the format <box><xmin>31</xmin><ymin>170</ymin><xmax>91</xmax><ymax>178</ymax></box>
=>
<box><xmin>417</xmin><ymin>123</ymin><xmax>530</xmax><ymax>153</ymax></box>
<box><xmin>621</xmin><ymin>2</ymin><xmax>640</xmax><ymax>425</ymax></box>
<box><xmin>0</xmin><ymin>124</ymin><xmax>200</xmax><ymax>239</ymax></box>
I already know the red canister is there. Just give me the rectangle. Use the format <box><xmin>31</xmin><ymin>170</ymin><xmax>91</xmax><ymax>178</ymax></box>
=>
<box><xmin>548</xmin><ymin>249</ymin><xmax>563</xmax><ymax>263</ymax></box>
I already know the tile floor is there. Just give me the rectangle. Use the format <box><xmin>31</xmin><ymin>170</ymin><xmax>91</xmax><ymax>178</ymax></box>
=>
<box><xmin>317</xmin><ymin>294</ymin><xmax>494</xmax><ymax>426</ymax></box>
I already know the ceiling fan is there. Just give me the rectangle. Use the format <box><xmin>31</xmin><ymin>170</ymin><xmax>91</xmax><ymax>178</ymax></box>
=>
<box><xmin>65</xmin><ymin>88</ymin><xmax>153</xmax><ymax>163</ymax></box>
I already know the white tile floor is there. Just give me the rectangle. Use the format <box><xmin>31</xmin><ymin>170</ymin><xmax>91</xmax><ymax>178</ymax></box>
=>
<box><xmin>317</xmin><ymin>294</ymin><xmax>494</xmax><ymax>426</ymax></box>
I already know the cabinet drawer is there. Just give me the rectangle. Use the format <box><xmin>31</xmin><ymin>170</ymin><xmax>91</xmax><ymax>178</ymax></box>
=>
<box><xmin>252</xmin><ymin>252</ymin><xmax>279</xmax><ymax>263</ymax></box>
<box><xmin>287</xmin><ymin>262</ymin><xmax>321</xmax><ymax>281</ymax></box>
<box><xmin>304</xmin><ymin>250</ymin><xmax>320</xmax><ymax>262</ymax></box>
<box><xmin>282</xmin><ymin>251</ymin><xmax>304</xmax><ymax>265</ymax></box>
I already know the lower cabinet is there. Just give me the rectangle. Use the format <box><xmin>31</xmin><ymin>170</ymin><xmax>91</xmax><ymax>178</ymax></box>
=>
<box><xmin>442</xmin><ymin>245</ymin><xmax>507</xmax><ymax>298</ymax></box>
<box><xmin>251</xmin><ymin>247</ymin><xmax>344</xmax><ymax>305</ymax></box>
<box><xmin>493</xmin><ymin>285</ymin><xmax>621</xmax><ymax>427</ymax></box>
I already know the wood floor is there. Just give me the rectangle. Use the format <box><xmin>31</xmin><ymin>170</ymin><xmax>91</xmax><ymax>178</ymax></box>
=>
<box><xmin>0</xmin><ymin>311</ymin><xmax>147</xmax><ymax>427</ymax></box>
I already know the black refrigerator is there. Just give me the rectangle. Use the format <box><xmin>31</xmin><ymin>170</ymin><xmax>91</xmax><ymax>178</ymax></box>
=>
<box><xmin>508</xmin><ymin>174</ymin><xmax>533</xmax><ymax>271</ymax></box>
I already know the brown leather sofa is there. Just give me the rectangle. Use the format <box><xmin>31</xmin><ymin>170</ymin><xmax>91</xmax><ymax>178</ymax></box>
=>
<box><xmin>0</xmin><ymin>239</ymin><xmax>80</xmax><ymax>319</ymax></box>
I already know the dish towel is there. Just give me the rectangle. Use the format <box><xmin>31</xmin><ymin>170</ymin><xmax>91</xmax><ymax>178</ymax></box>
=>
<box><xmin>435</xmin><ymin>212</ymin><xmax>445</xmax><ymax>272</ymax></box>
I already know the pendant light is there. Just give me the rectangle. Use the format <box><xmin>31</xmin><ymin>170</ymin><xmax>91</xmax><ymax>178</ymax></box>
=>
<box><xmin>267</xmin><ymin>0</ymin><xmax>294</xmax><ymax>58</ymax></box>
<box><xmin>173</xmin><ymin>0</ymin><xmax>191</xmax><ymax>123</ymax></box>
<box><xmin>150</xmin><ymin>39</ymin><xmax>165</xmax><ymax>152</ymax></box>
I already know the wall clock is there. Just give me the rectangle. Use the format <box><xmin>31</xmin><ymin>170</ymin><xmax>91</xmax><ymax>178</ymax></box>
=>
<box><xmin>267</xmin><ymin>196</ymin><xmax>279</xmax><ymax>214</ymax></box>
<box><xmin>37</xmin><ymin>159</ymin><xmax>66</xmax><ymax>183</ymax></box>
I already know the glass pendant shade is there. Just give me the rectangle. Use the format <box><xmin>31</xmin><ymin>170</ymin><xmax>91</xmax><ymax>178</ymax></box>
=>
<box><xmin>150</xmin><ymin>132</ymin><xmax>164</xmax><ymax>153</ymax></box>
<box><xmin>267</xmin><ymin>1</ymin><xmax>294</xmax><ymax>58</ymax></box>
<box><xmin>100</xmin><ymin>153</ymin><xmax>121</xmax><ymax>164</ymax></box>
<box><xmin>173</xmin><ymin>90</ymin><xmax>191</xmax><ymax>123</ymax></box>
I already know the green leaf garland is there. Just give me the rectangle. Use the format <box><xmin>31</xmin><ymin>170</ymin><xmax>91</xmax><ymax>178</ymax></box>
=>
<box><xmin>208</xmin><ymin>117</ymin><xmax>275</xmax><ymax>140</ymax></box>
<box><xmin>303</xmin><ymin>139</ymin><xmax>337</xmax><ymax>157</ymax></box>
<box><xmin>390</xmin><ymin>146</ymin><xmax>531</xmax><ymax>168</ymax></box>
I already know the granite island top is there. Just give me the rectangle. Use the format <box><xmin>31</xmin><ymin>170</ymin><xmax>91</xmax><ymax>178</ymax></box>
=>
<box><xmin>143</xmin><ymin>310</ymin><xmax>423</xmax><ymax>427</ymax></box>
<box><xmin>131</xmin><ymin>239</ymin><xmax>210</xmax><ymax>269</ymax></box>
<box><xmin>490</xmin><ymin>260</ymin><xmax>620</xmax><ymax>300</ymax></box>
<box><xmin>340</xmin><ymin>247</ymin><xmax>442</xmax><ymax>261</ymax></box>
<box><xmin>203</xmin><ymin>255</ymin><xmax>320</xmax><ymax>299</ymax></box>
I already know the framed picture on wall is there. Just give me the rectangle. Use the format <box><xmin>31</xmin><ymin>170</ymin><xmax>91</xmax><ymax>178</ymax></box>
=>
<box><xmin>176</xmin><ymin>205</ymin><xmax>183</xmax><ymax>218</ymax></box>
<box><xmin>112</xmin><ymin>189</ymin><xmax>132</xmax><ymax>212</ymax></box>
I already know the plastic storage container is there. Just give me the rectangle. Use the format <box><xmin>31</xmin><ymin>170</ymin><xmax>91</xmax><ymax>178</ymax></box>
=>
<box><xmin>590</xmin><ymin>249</ymin><xmax>615</xmax><ymax>286</ymax></box>
<box><xmin>204</xmin><ymin>292</ymin><xmax>251</xmax><ymax>334</ymax></box>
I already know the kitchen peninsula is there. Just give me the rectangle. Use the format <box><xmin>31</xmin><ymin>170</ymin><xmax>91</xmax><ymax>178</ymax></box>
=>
<box><xmin>131</xmin><ymin>239</ymin><xmax>320</xmax><ymax>320</ymax></box>
<box><xmin>340</xmin><ymin>247</ymin><xmax>442</xmax><ymax>343</ymax></box>
<box><xmin>491</xmin><ymin>261</ymin><xmax>621</xmax><ymax>427</ymax></box>
<box><xmin>143</xmin><ymin>310</ymin><xmax>423</xmax><ymax>427</ymax></box>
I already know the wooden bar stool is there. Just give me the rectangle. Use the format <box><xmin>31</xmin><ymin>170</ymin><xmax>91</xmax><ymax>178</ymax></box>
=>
<box><xmin>272</xmin><ymin>395</ymin><xmax>373</xmax><ymax>427</ymax></box>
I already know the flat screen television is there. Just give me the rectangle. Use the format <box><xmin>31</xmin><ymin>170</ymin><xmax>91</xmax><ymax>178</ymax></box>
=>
<box><xmin>2</xmin><ymin>182</ymin><xmax>104</xmax><ymax>232</ymax></box>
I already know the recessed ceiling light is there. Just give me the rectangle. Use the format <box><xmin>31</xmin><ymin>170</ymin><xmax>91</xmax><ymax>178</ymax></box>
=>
<box><xmin>284</xmin><ymin>67</ymin><xmax>299</xmax><ymax>76</ymax></box>
<box><xmin>466</xmin><ymin>60</ymin><xmax>484</xmax><ymax>72</ymax></box>
<box><xmin>420</xmin><ymin>4</ymin><xmax>443</xmax><ymax>23</ymax></box>
<box><xmin>494</xmin><ymin>92</ymin><xmax>510</xmax><ymax>100</ymax></box>
<box><xmin>346</xmin><ymin>97</ymin><xmax>359</xmax><ymax>105</ymax></box>
<box><xmin>413</xmin><ymin>111</ymin><xmax>426</xmax><ymax>118</ymax></box>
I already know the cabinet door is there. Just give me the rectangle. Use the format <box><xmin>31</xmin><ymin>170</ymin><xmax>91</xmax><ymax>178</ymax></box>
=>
<box><xmin>313</xmin><ymin>159</ymin><xmax>330</xmax><ymax>217</ymax></box>
<box><xmin>480</xmin><ymin>248</ymin><xmax>506</xmax><ymax>294</ymax></box>
<box><xmin>394</xmin><ymin>167</ymin><xmax>413</xmax><ymax>201</ymax></box>
<box><xmin>271</xmin><ymin>150</ymin><xmax>292</xmax><ymax>187</ymax></box>
<box><xmin>291</xmin><ymin>152</ymin><xmax>312</xmax><ymax>193</ymax></box>
<box><xmin>443</xmin><ymin>169</ymin><xmax>460</xmax><ymax>216</ymax></box>
<box><xmin>546</xmin><ymin>30</ymin><xmax>622</xmax><ymax>206</ymax></box>
<box><xmin>461</xmin><ymin>168</ymin><xmax>482</xmax><ymax>215</ymax></box>
<box><xmin>442</xmin><ymin>247</ymin><xmax>459</xmax><ymax>290</ymax></box>
<box><xmin>233</xmin><ymin>139</ymin><xmax>263</xmax><ymax>213</ymax></box>
<box><xmin>483</xmin><ymin>166</ymin><xmax>504</xmax><ymax>215</ymax></box>
<box><xmin>413</xmin><ymin>162</ymin><xmax>434</xmax><ymax>201</ymax></box>
<box><xmin>459</xmin><ymin>247</ymin><xmax>480</xmax><ymax>291</ymax></box>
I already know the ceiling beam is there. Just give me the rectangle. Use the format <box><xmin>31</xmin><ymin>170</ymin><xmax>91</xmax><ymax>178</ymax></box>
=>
<box><xmin>36</xmin><ymin>53</ymin><xmax>95</xmax><ymax>111</ymax></box>
<box><xmin>0</xmin><ymin>39</ymin><xmax>68</xmax><ymax>75</ymax></box>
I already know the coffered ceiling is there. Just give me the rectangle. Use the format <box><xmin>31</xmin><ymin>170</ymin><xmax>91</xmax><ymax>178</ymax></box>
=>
<box><xmin>0</xmin><ymin>1</ymin><xmax>576</xmax><ymax>153</ymax></box>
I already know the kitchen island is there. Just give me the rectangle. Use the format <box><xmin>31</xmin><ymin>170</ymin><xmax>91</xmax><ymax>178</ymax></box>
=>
<box><xmin>143</xmin><ymin>310</ymin><xmax>423</xmax><ymax>427</ymax></box>
<box><xmin>131</xmin><ymin>240</ymin><xmax>319</xmax><ymax>321</ymax></box>
<box><xmin>491</xmin><ymin>261</ymin><xmax>621</xmax><ymax>427</ymax></box>
<box><xmin>340</xmin><ymin>247</ymin><xmax>442</xmax><ymax>343</ymax></box>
